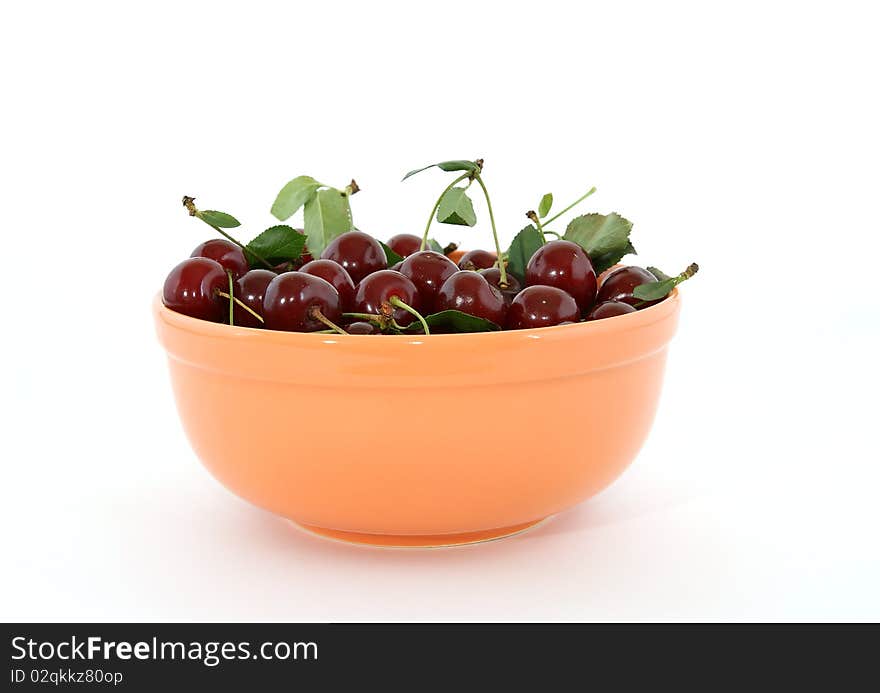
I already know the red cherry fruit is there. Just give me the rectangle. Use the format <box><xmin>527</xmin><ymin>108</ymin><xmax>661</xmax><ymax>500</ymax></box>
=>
<box><xmin>387</xmin><ymin>233</ymin><xmax>425</xmax><ymax>258</ymax></box>
<box><xmin>596</xmin><ymin>266</ymin><xmax>659</xmax><ymax>307</ymax></box>
<box><xmin>353</xmin><ymin>270</ymin><xmax>423</xmax><ymax>326</ymax></box>
<box><xmin>505</xmin><ymin>285</ymin><xmax>579</xmax><ymax>330</ymax></box>
<box><xmin>190</xmin><ymin>239</ymin><xmax>249</xmax><ymax>279</ymax></box>
<box><xmin>585</xmin><ymin>300</ymin><xmax>637</xmax><ymax>321</ymax></box>
<box><xmin>457</xmin><ymin>249</ymin><xmax>496</xmax><ymax>271</ymax></box>
<box><xmin>478</xmin><ymin>267</ymin><xmax>522</xmax><ymax>307</ymax></box>
<box><xmin>299</xmin><ymin>259</ymin><xmax>356</xmax><ymax>311</ymax></box>
<box><xmin>525</xmin><ymin>240</ymin><xmax>597</xmax><ymax>311</ymax></box>
<box><xmin>263</xmin><ymin>272</ymin><xmax>342</xmax><ymax>332</ymax></box>
<box><xmin>398</xmin><ymin>250</ymin><xmax>459</xmax><ymax>312</ymax></box>
<box><xmin>163</xmin><ymin>257</ymin><xmax>227</xmax><ymax>322</ymax></box>
<box><xmin>320</xmin><ymin>231</ymin><xmax>386</xmax><ymax>283</ymax></box>
<box><xmin>232</xmin><ymin>269</ymin><xmax>276</xmax><ymax>328</ymax></box>
<box><xmin>435</xmin><ymin>271</ymin><xmax>506</xmax><ymax>326</ymax></box>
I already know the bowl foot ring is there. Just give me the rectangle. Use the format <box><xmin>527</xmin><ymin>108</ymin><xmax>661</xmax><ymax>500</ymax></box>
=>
<box><xmin>292</xmin><ymin>517</ymin><xmax>549</xmax><ymax>548</ymax></box>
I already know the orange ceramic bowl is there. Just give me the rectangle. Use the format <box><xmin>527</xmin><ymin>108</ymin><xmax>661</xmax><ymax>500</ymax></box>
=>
<box><xmin>153</xmin><ymin>288</ymin><xmax>680</xmax><ymax>547</ymax></box>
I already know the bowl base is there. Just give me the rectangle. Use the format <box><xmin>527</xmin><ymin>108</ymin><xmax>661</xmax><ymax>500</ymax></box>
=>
<box><xmin>293</xmin><ymin>517</ymin><xmax>548</xmax><ymax>548</ymax></box>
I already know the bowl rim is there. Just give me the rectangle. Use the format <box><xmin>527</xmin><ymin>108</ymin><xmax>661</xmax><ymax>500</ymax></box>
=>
<box><xmin>153</xmin><ymin>287</ymin><xmax>680</xmax><ymax>344</ymax></box>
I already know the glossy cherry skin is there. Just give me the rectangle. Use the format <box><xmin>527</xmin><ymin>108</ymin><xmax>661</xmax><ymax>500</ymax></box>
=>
<box><xmin>190</xmin><ymin>239</ymin><xmax>249</xmax><ymax>279</ymax></box>
<box><xmin>398</xmin><ymin>250</ymin><xmax>459</xmax><ymax>312</ymax></box>
<box><xmin>263</xmin><ymin>272</ymin><xmax>342</xmax><ymax>332</ymax></box>
<box><xmin>345</xmin><ymin>321</ymin><xmax>378</xmax><ymax>335</ymax></box>
<box><xmin>596</xmin><ymin>266</ymin><xmax>658</xmax><ymax>307</ymax></box>
<box><xmin>387</xmin><ymin>233</ymin><xmax>425</xmax><ymax>258</ymax></box>
<box><xmin>163</xmin><ymin>257</ymin><xmax>228</xmax><ymax>322</ymax></box>
<box><xmin>457</xmin><ymin>249</ymin><xmax>497</xmax><ymax>271</ymax></box>
<box><xmin>505</xmin><ymin>285</ymin><xmax>580</xmax><ymax>330</ymax></box>
<box><xmin>299</xmin><ymin>259</ymin><xmax>356</xmax><ymax>311</ymax></box>
<box><xmin>435</xmin><ymin>271</ymin><xmax>506</xmax><ymax>326</ymax></box>
<box><xmin>232</xmin><ymin>269</ymin><xmax>275</xmax><ymax>328</ymax></box>
<box><xmin>585</xmin><ymin>300</ymin><xmax>637</xmax><ymax>321</ymax></box>
<box><xmin>478</xmin><ymin>267</ymin><xmax>522</xmax><ymax>307</ymax></box>
<box><xmin>320</xmin><ymin>231</ymin><xmax>386</xmax><ymax>283</ymax></box>
<box><xmin>525</xmin><ymin>240</ymin><xmax>597</xmax><ymax>311</ymax></box>
<box><xmin>353</xmin><ymin>270</ymin><xmax>423</xmax><ymax>326</ymax></box>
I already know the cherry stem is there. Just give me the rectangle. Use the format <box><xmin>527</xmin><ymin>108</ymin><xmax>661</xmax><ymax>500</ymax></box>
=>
<box><xmin>541</xmin><ymin>186</ymin><xmax>597</xmax><ymax>226</ymax></box>
<box><xmin>182</xmin><ymin>195</ymin><xmax>274</xmax><ymax>270</ymax></box>
<box><xmin>678</xmin><ymin>263</ymin><xmax>700</xmax><ymax>282</ymax></box>
<box><xmin>388</xmin><ymin>297</ymin><xmax>430</xmax><ymax>335</ymax></box>
<box><xmin>420</xmin><ymin>172</ymin><xmax>471</xmax><ymax>251</ymax></box>
<box><xmin>543</xmin><ymin>230</ymin><xmax>561</xmax><ymax>239</ymax></box>
<box><xmin>473</xmin><ymin>173</ymin><xmax>507</xmax><ymax>287</ymax></box>
<box><xmin>216</xmin><ymin>290</ymin><xmax>264</xmax><ymax>323</ymax></box>
<box><xmin>526</xmin><ymin>210</ymin><xmax>547</xmax><ymax>244</ymax></box>
<box><xmin>342</xmin><ymin>312</ymin><xmax>381</xmax><ymax>323</ymax></box>
<box><xmin>226</xmin><ymin>271</ymin><xmax>234</xmax><ymax>325</ymax></box>
<box><xmin>309</xmin><ymin>307</ymin><xmax>347</xmax><ymax>335</ymax></box>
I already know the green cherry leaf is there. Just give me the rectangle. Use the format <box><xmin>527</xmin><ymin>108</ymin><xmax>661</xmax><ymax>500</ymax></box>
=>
<box><xmin>244</xmin><ymin>225</ymin><xmax>306</xmax><ymax>268</ymax></box>
<box><xmin>589</xmin><ymin>240</ymin><xmax>637</xmax><ymax>275</ymax></box>
<box><xmin>197</xmin><ymin>210</ymin><xmax>241</xmax><ymax>228</ymax></box>
<box><xmin>436</xmin><ymin>187</ymin><xmax>477</xmax><ymax>226</ymax></box>
<box><xmin>379</xmin><ymin>241</ymin><xmax>404</xmax><ymax>266</ymax></box>
<box><xmin>538</xmin><ymin>193</ymin><xmax>553</xmax><ymax>218</ymax></box>
<box><xmin>303</xmin><ymin>188</ymin><xmax>353</xmax><ymax>257</ymax></box>
<box><xmin>647</xmin><ymin>266</ymin><xmax>671</xmax><ymax>282</ymax></box>
<box><xmin>427</xmin><ymin>239</ymin><xmax>444</xmax><ymax>254</ymax></box>
<box><xmin>633</xmin><ymin>278</ymin><xmax>676</xmax><ymax>301</ymax></box>
<box><xmin>633</xmin><ymin>263</ymin><xmax>699</xmax><ymax>301</ymax></box>
<box><xmin>270</xmin><ymin>175</ymin><xmax>322</xmax><ymax>221</ymax></box>
<box><xmin>563</xmin><ymin>213</ymin><xmax>634</xmax><ymax>274</ymax></box>
<box><xmin>404</xmin><ymin>310</ymin><xmax>501</xmax><ymax>333</ymax></box>
<box><xmin>506</xmin><ymin>224</ymin><xmax>545</xmax><ymax>282</ymax></box>
<box><xmin>402</xmin><ymin>160</ymin><xmax>478</xmax><ymax>181</ymax></box>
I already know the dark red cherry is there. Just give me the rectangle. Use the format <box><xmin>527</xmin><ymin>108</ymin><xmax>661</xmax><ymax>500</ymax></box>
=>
<box><xmin>263</xmin><ymin>272</ymin><xmax>341</xmax><ymax>332</ymax></box>
<box><xmin>232</xmin><ymin>269</ymin><xmax>275</xmax><ymax>328</ymax></box>
<box><xmin>478</xmin><ymin>267</ymin><xmax>522</xmax><ymax>307</ymax></box>
<box><xmin>585</xmin><ymin>300</ymin><xmax>637</xmax><ymax>321</ymax></box>
<box><xmin>387</xmin><ymin>233</ymin><xmax>425</xmax><ymax>258</ymax></box>
<box><xmin>525</xmin><ymin>240</ymin><xmax>597</xmax><ymax>311</ymax></box>
<box><xmin>190</xmin><ymin>239</ymin><xmax>249</xmax><ymax>278</ymax></box>
<box><xmin>435</xmin><ymin>271</ymin><xmax>506</xmax><ymax>326</ymax></box>
<box><xmin>505</xmin><ymin>285</ymin><xmax>579</xmax><ymax>330</ymax></box>
<box><xmin>457</xmin><ymin>249</ymin><xmax>496</xmax><ymax>270</ymax></box>
<box><xmin>299</xmin><ymin>259</ymin><xmax>356</xmax><ymax>311</ymax></box>
<box><xmin>320</xmin><ymin>231</ymin><xmax>386</xmax><ymax>283</ymax></box>
<box><xmin>345</xmin><ymin>321</ymin><xmax>378</xmax><ymax>335</ymax></box>
<box><xmin>353</xmin><ymin>270</ymin><xmax>423</xmax><ymax>326</ymax></box>
<box><xmin>163</xmin><ymin>257</ymin><xmax>227</xmax><ymax>322</ymax></box>
<box><xmin>398</xmin><ymin>251</ymin><xmax>459</xmax><ymax>311</ymax></box>
<box><xmin>596</xmin><ymin>266</ymin><xmax>659</xmax><ymax>307</ymax></box>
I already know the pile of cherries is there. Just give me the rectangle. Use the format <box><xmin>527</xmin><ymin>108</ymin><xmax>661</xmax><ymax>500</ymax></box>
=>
<box><xmin>162</xmin><ymin>230</ymin><xmax>666</xmax><ymax>334</ymax></box>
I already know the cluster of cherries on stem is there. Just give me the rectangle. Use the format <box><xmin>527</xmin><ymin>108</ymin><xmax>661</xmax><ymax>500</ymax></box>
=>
<box><xmin>162</xmin><ymin>230</ymin><xmax>664</xmax><ymax>334</ymax></box>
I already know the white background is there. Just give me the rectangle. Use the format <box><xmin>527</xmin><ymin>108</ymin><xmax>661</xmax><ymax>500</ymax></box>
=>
<box><xmin>2</xmin><ymin>1</ymin><xmax>878</xmax><ymax>621</ymax></box>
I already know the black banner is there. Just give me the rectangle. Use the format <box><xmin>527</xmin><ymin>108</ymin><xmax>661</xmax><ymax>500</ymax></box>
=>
<box><xmin>2</xmin><ymin>623</ymin><xmax>876</xmax><ymax>689</ymax></box>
